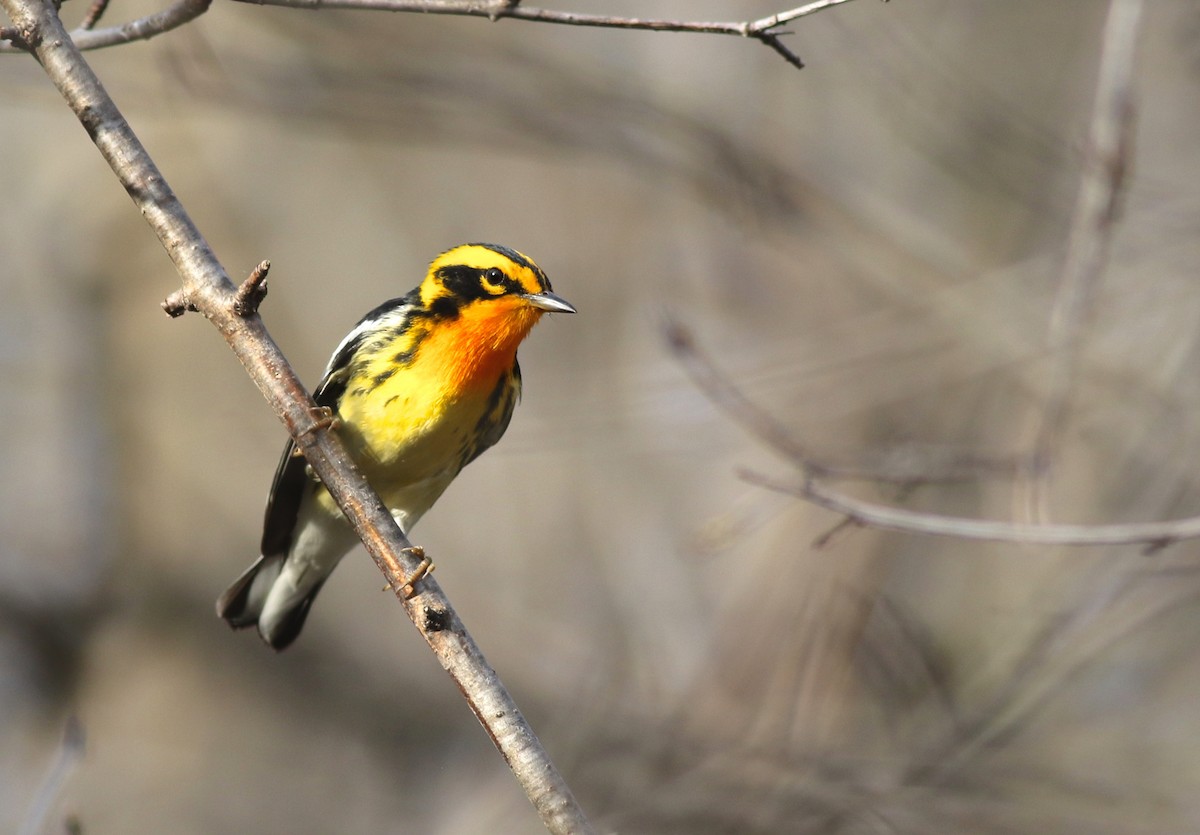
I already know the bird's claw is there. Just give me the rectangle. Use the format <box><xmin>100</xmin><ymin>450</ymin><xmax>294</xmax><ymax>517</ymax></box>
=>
<box><xmin>399</xmin><ymin>546</ymin><xmax>434</xmax><ymax>598</ymax></box>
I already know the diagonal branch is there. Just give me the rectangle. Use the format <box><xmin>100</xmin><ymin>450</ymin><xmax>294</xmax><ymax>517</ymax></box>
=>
<box><xmin>0</xmin><ymin>0</ymin><xmax>592</xmax><ymax>831</ymax></box>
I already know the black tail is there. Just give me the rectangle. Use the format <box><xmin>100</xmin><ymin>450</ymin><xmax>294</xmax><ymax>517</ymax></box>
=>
<box><xmin>216</xmin><ymin>556</ymin><xmax>325</xmax><ymax>651</ymax></box>
<box><xmin>216</xmin><ymin>555</ymin><xmax>279</xmax><ymax>628</ymax></box>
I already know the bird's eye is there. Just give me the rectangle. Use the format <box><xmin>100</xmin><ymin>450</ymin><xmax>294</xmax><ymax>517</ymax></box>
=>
<box><xmin>481</xmin><ymin>267</ymin><xmax>507</xmax><ymax>295</ymax></box>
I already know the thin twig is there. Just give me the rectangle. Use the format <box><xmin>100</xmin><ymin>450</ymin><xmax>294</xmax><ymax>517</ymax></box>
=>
<box><xmin>744</xmin><ymin>468</ymin><xmax>1200</xmax><ymax>548</ymax></box>
<box><xmin>1017</xmin><ymin>0</ymin><xmax>1144</xmax><ymax>521</ymax></box>
<box><xmin>0</xmin><ymin>0</ymin><xmax>592</xmax><ymax>831</ymax></box>
<box><xmin>750</xmin><ymin>0</ymin><xmax>864</xmax><ymax>30</ymax></box>
<box><xmin>78</xmin><ymin>0</ymin><xmax>111</xmax><ymax>30</ymax></box>
<box><xmin>665</xmin><ymin>315</ymin><xmax>1014</xmax><ymax>485</ymax></box>
<box><xmin>0</xmin><ymin>0</ymin><xmax>210</xmax><ymax>52</ymax></box>
<box><xmin>0</xmin><ymin>0</ymin><xmax>859</xmax><ymax>63</ymax></box>
<box><xmin>17</xmin><ymin>717</ymin><xmax>85</xmax><ymax>835</ymax></box>
<box><xmin>664</xmin><ymin>315</ymin><xmax>817</xmax><ymax>468</ymax></box>
<box><xmin>669</xmin><ymin>315</ymin><xmax>1200</xmax><ymax>548</ymax></box>
<box><xmin>224</xmin><ymin>0</ymin><xmax>866</xmax><ymax>70</ymax></box>
<box><xmin>161</xmin><ymin>288</ymin><xmax>198</xmax><ymax>317</ymax></box>
<box><xmin>233</xmin><ymin>259</ymin><xmax>271</xmax><ymax>317</ymax></box>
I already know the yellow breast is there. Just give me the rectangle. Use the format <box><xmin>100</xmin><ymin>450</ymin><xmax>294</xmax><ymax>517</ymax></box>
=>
<box><xmin>334</xmin><ymin>295</ymin><xmax>541</xmax><ymax>490</ymax></box>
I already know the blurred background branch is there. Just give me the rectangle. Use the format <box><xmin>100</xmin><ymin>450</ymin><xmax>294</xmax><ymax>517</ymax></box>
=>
<box><xmin>671</xmin><ymin>313</ymin><xmax>1200</xmax><ymax>547</ymax></box>
<box><xmin>1020</xmin><ymin>0</ymin><xmax>1144</xmax><ymax>522</ymax></box>
<box><xmin>17</xmin><ymin>717</ymin><xmax>84</xmax><ymax>835</ymax></box>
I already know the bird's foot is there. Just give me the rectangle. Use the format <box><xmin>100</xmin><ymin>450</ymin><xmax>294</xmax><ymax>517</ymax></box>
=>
<box><xmin>400</xmin><ymin>546</ymin><xmax>434</xmax><ymax>598</ymax></box>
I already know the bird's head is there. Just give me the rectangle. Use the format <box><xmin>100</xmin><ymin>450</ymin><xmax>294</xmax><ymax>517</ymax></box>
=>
<box><xmin>420</xmin><ymin>243</ymin><xmax>576</xmax><ymax>321</ymax></box>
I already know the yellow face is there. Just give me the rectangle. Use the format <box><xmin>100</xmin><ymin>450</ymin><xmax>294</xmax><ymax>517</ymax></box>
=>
<box><xmin>411</xmin><ymin>244</ymin><xmax>572</xmax><ymax>393</ymax></box>
<box><xmin>418</xmin><ymin>243</ymin><xmax>561</xmax><ymax>312</ymax></box>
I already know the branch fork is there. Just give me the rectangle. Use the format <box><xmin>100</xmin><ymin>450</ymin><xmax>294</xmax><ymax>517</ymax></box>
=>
<box><xmin>163</xmin><ymin>259</ymin><xmax>271</xmax><ymax>318</ymax></box>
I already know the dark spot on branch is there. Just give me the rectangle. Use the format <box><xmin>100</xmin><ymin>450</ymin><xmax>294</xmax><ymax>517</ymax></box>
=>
<box><xmin>423</xmin><ymin>606</ymin><xmax>451</xmax><ymax>633</ymax></box>
<box><xmin>77</xmin><ymin>103</ymin><xmax>104</xmax><ymax>142</ymax></box>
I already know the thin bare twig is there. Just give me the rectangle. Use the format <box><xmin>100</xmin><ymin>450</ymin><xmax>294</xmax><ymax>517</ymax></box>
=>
<box><xmin>161</xmin><ymin>288</ymin><xmax>198</xmax><ymax>317</ymax></box>
<box><xmin>0</xmin><ymin>0</ymin><xmax>592</xmax><ymax>831</ymax></box>
<box><xmin>79</xmin><ymin>0</ymin><xmax>111</xmax><ymax>30</ymax></box>
<box><xmin>668</xmin><ymin>317</ymin><xmax>1200</xmax><ymax>549</ymax></box>
<box><xmin>744</xmin><ymin>468</ymin><xmax>1200</xmax><ymax>548</ymax></box>
<box><xmin>665</xmin><ymin>316</ymin><xmax>1014</xmax><ymax>485</ymax></box>
<box><xmin>0</xmin><ymin>0</ymin><xmax>210</xmax><ymax>52</ymax></box>
<box><xmin>664</xmin><ymin>315</ymin><xmax>817</xmax><ymax>467</ymax></box>
<box><xmin>225</xmin><ymin>0</ymin><xmax>868</xmax><ymax>70</ymax></box>
<box><xmin>232</xmin><ymin>259</ymin><xmax>271</xmax><ymax>317</ymax></box>
<box><xmin>17</xmin><ymin>717</ymin><xmax>85</xmax><ymax>835</ymax></box>
<box><xmin>1017</xmin><ymin>0</ymin><xmax>1144</xmax><ymax>521</ymax></box>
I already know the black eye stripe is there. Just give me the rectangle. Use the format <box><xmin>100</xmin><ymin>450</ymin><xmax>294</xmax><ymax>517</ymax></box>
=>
<box><xmin>437</xmin><ymin>264</ymin><xmax>527</xmax><ymax>300</ymax></box>
<box><xmin>436</xmin><ymin>265</ymin><xmax>487</xmax><ymax>300</ymax></box>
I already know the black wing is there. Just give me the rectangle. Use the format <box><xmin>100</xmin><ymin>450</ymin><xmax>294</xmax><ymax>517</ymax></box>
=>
<box><xmin>258</xmin><ymin>292</ymin><xmax>417</xmax><ymax>558</ymax></box>
<box><xmin>258</xmin><ymin>438</ymin><xmax>309</xmax><ymax>559</ymax></box>
<box><xmin>258</xmin><ymin>350</ymin><xmax>357</xmax><ymax>559</ymax></box>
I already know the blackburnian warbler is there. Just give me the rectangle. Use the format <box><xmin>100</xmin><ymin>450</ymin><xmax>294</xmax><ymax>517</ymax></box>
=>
<box><xmin>217</xmin><ymin>243</ymin><xmax>575</xmax><ymax>649</ymax></box>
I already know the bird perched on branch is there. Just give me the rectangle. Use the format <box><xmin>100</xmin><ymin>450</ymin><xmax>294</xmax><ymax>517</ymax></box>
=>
<box><xmin>217</xmin><ymin>243</ymin><xmax>575</xmax><ymax>650</ymax></box>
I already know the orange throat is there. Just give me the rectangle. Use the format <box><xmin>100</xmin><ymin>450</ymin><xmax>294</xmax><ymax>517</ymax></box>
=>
<box><xmin>421</xmin><ymin>298</ymin><xmax>543</xmax><ymax>395</ymax></box>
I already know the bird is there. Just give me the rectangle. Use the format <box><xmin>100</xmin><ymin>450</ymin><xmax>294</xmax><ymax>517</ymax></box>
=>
<box><xmin>216</xmin><ymin>243</ymin><xmax>575</xmax><ymax>650</ymax></box>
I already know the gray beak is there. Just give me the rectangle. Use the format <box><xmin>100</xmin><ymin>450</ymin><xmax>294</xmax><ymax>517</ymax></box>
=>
<box><xmin>524</xmin><ymin>291</ymin><xmax>577</xmax><ymax>314</ymax></box>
